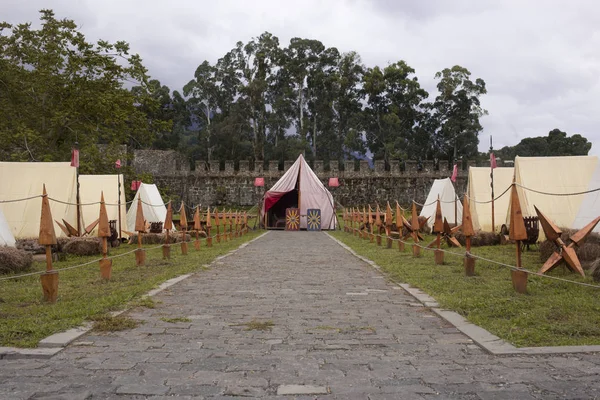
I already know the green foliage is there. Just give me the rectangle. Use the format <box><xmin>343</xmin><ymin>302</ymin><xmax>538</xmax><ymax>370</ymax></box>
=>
<box><xmin>0</xmin><ymin>10</ymin><xmax>169</xmax><ymax>172</ymax></box>
<box><xmin>496</xmin><ymin>128</ymin><xmax>592</xmax><ymax>159</ymax></box>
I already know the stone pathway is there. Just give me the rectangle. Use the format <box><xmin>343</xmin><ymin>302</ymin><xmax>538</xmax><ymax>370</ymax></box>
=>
<box><xmin>2</xmin><ymin>231</ymin><xmax>600</xmax><ymax>399</ymax></box>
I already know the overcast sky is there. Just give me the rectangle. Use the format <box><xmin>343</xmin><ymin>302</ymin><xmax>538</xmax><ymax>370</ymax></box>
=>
<box><xmin>4</xmin><ymin>0</ymin><xmax>600</xmax><ymax>155</ymax></box>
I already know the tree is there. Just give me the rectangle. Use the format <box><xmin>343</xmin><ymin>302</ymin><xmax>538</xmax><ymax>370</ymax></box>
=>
<box><xmin>496</xmin><ymin>129</ymin><xmax>592</xmax><ymax>159</ymax></box>
<box><xmin>431</xmin><ymin>65</ymin><xmax>487</xmax><ymax>162</ymax></box>
<box><xmin>362</xmin><ymin>61</ymin><xmax>429</xmax><ymax>164</ymax></box>
<box><xmin>0</xmin><ymin>10</ymin><xmax>166</xmax><ymax>173</ymax></box>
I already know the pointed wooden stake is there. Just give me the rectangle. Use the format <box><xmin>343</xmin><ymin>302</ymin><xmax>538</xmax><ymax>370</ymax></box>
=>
<box><xmin>509</xmin><ymin>184</ymin><xmax>527</xmax><ymax>293</ymax></box>
<box><xmin>39</xmin><ymin>185</ymin><xmax>58</xmax><ymax>303</ymax></box>
<box><xmin>162</xmin><ymin>202</ymin><xmax>173</xmax><ymax>259</ymax></box>
<box><xmin>462</xmin><ymin>195</ymin><xmax>475</xmax><ymax>276</ymax></box>
<box><xmin>194</xmin><ymin>205</ymin><xmax>201</xmax><ymax>250</ymax></box>
<box><xmin>98</xmin><ymin>192</ymin><xmax>112</xmax><ymax>280</ymax></box>
<box><xmin>433</xmin><ymin>197</ymin><xmax>444</xmax><ymax>264</ymax></box>
<box><xmin>180</xmin><ymin>202</ymin><xmax>188</xmax><ymax>255</ymax></box>
<box><xmin>206</xmin><ymin>207</ymin><xmax>213</xmax><ymax>247</ymax></box>
<box><xmin>135</xmin><ymin>197</ymin><xmax>146</xmax><ymax>266</ymax></box>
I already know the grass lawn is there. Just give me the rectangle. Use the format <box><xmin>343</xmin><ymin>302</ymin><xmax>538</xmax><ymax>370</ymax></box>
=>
<box><xmin>330</xmin><ymin>228</ymin><xmax>600</xmax><ymax>347</ymax></box>
<box><xmin>0</xmin><ymin>230</ymin><xmax>262</xmax><ymax>348</ymax></box>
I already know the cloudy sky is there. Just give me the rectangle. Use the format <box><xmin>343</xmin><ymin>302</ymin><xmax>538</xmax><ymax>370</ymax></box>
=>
<box><xmin>4</xmin><ymin>0</ymin><xmax>600</xmax><ymax>155</ymax></box>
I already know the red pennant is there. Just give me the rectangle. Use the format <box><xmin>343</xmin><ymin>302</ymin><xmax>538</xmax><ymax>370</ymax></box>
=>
<box><xmin>115</xmin><ymin>159</ymin><xmax>122</xmax><ymax>169</ymax></box>
<box><xmin>328</xmin><ymin>177</ymin><xmax>339</xmax><ymax>187</ymax></box>
<box><xmin>70</xmin><ymin>149</ymin><xmax>79</xmax><ymax>168</ymax></box>
<box><xmin>254</xmin><ymin>177</ymin><xmax>264</xmax><ymax>187</ymax></box>
<box><xmin>490</xmin><ymin>153</ymin><xmax>497</xmax><ymax>169</ymax></box>
<box><xmin>451</xmin><ymin>164</ymin><xmax>458</xmax><ymax>182</ymax></box>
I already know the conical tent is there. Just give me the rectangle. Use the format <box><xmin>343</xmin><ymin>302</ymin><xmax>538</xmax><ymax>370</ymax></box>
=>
<box><xmin>261</xmin><ymin>155</ymin><xmax>336</xmax><ymax>230</ymax></box>
<box><xmin>0</xmin><ymin>208</ymin><xmax>16</xmax><ymax>247</ymax></box>
<box><xmin>126</xmin><ymin>183</ymin><xmax>167</xmax><ymax>232</ymax></box>
<box><xmin>79</xmin><ymin>175</ymin><xmax>127</xmax><ymax>237</ymax></box>
<box><xmin>468</xmin><ymin>167</ymin><xmax>514</xmax><ymax>232</ymax></box>
<box><xmin>419</xmin><ymin>178</ymin><xmax>462</xmax><ymax>228</ymax></box>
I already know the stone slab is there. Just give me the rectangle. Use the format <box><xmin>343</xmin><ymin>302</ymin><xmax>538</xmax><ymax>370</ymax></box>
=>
<box><xmin>277</xmin><ymin>384</ymin><xmax>329</xmax><ymax>395</ymax></box>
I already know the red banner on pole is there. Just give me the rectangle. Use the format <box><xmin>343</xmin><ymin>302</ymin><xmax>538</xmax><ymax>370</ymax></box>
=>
<box><xmin>131</xmin><ymin>180</ymin><xmax>141</xmax><ymax>191</ymax></box>
<box><xmin>490</xmin><ymin>153</ymin><xmax>497</xmax><ymax>169</ymax></box>
<box><xmin>70</xmin><ymin>149</ymin><xmax>79</xmax><ymax>168</ymax></box>
<box><xmin>328</xmin><ymin>177</ymin><xmax>339</xmax><ymax>187</ymax></box>
<box><xmin>451</xmin><ymin>164</ymin><xmax>458</xmax><ymax>182</ymax></box>
<box><xmin>115</xmin><ymin>159</ymin><xmax>122</xmax><ymax>169</ymax></box>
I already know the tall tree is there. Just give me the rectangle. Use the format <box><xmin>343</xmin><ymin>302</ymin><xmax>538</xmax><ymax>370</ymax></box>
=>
<box><xmin>362</xmin><ymin>61</ymin><xmax>428</xmax><ymax>164</ymax></box>
<box><xmin>0</xmin><ymin>10</ymin><xmax>165</xmax><ymax>172</ymax></box>
<box><xmin>431</xmin><ymin>65</ymin><xmax>487</xmax><ymax>162</ymax></box>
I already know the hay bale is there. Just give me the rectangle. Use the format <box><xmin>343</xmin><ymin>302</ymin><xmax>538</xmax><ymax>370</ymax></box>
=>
<box><xmin>0</xmin><ymin>246</ymin><xmax>33</xmax><ymax>274</ymax></box>
<box><xmin>15</xmin><ymin>239</ymin><xmax>45</xmax><ymax>254</ymax></box>
<box><xmin>539</xmin><ymin>229</ymin><xmax>600</xmax><ymax>263</ymax></box>
<box><xmin>589</xmin><ymin>259</ymin><xmax>600</xmax><ymax>282</ymax></box>
<box><xmin>455</xmin><ymin>231</ymin><xmax>501</xmax><ymax>247</ymax></box>
<box><xmin>128</xmin><ymin>233</ymin><xmax>193</xmax><ymax>245</ymax></box>
<box><xmin>62</xmin><ymin>237</ymin><xmax>102</xmax><ymax>256</ymax></box>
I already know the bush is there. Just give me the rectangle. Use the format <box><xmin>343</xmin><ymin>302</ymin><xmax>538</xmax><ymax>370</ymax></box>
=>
<box><xmin>0</xmin><ymin>246</ymin><xmax>33</xmax><ymax>274</ymax></box>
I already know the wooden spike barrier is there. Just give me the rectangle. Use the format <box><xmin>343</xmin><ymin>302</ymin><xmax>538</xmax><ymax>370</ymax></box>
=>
<box><xmin>462</xmin><ymin>195</ymin><xmax>475</xmax><ymax>276</ymax></box>
<box><xmin>398</xmin><ymin>240</ymin><xmax>405</xmax><ymax>252</ymax></box>
<box><xmin>412</xmin><ymin>243</ymin><xmax>420</xmax><ymax>257</ymax></box>
<box><xmin>435</xmin><ymin>249</ymin><xmax>444</xmax><ymax>265</ymax></box>
<box><xmin>98</xmin><ymin>192</ymin><xmax>112</xmax><ymax>280</ymax></box>
<box><xmin>39</xmin><ymin>185</ymin><xmax>59</xmax><ymax>303</ymax></box>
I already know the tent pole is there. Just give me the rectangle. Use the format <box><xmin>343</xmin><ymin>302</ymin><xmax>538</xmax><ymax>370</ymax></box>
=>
<box><xmin>491</xmin><ymin>168</ymin><xmax>495</xmax><ymax>233</ymax></box>
<box><xmin>76</xmin><ymin>158</ymin><xmax>81</xmax><ymax>236</ymax></box>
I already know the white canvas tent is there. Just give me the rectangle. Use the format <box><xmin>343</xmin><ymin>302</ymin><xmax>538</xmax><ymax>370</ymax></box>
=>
<box><xmin>261</xmin><ymin>154</ymin><xmax>336</xmax><ymax>230</ymax></box>
<box><xmin>126</xmin><ymin>183</ymin><xmax>167</xmax><ymax>232</ymax></box>
<box><xmin>468</xmin><ymin>167</ymin><xmax>514</xmax><ymax>232</ymax></box>
<box><xmin>419</xmin><ymin>178</ymin><xmax>462</xmax><ymax>228</ymax></box>
<box><xmin>0</xmin><ymin>208</ymin><xmax>16</xmax><ymax>247</ymax></box>
<box><xmin>572</xmin><ymin>162</ymin><xmax>600</xmax><ymax>233</ymax></box>
<box><xmin>79</xmin><ymin>175</ymin><xmax>127</xmax><ymax>237</ymax></box>
<box><xmin>0</xmin><ymin>162</ymin><xmax>78</xmax><ymax>238</ymax></box>
<box><xmin>512</xmin><ymin>156</ymin><xmax>599</xmax><ymax>237</ymax></box>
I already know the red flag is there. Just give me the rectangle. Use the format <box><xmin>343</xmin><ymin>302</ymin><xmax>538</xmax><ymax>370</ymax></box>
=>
<box><xmin>328</xmin><ymin>177</ymin><xmax>339</xmax><ymax>187</ymax></box>
<box><xmin>115</xmin><ymin>159</ymin><xmax>122</xmax><ymax>169</ymax></box>
<box><xmin>451</xmin><ymin>164</ymin><xmax>458</xmax><ymax>182</ymax></box>
<box><xmin>70</xmin><ymin>149</ymin><xmax>79</xmax><ymax>168</ymax></box>
<box><xmin>490</xmin><ymin>153</ymin><xmax>497</xmax><ymax>169</ymax></box>
<box><xmin>131</xmin><ymin>180</ymin><xmax>141</xmax><ymax>191</ymax></box>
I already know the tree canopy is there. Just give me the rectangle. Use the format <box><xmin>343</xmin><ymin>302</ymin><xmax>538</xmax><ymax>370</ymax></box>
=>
<box><xmin>4</xmin><ymin>11</ymin><xmax>590</xmax><ymax>172</ymax></box>
<box><xmin>496</xmin><ymin>129</ymin><xmax>592</xmax><ymax>160</ymax></box>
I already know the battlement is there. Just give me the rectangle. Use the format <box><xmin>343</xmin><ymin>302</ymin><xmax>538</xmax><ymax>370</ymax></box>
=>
<box><xmin>134</xmin><ymin>150</ymin><xmax>499</xmax><ymax>178</ymax></box>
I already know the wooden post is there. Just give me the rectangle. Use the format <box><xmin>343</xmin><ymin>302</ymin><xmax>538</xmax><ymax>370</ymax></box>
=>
<box><xmin>163</xmin><ymin>202</ymin><xmax>173</xmax><ymax>259</ymax></box>
<box><xmin>375</xmin><ymin>204</ymin><xmax>382</xmax><ymax>246</ymax></box>
<box><xmin>228</xmin><ymin>209</ymin><xmax>233</xmax><ymax>240</ymax></box>
<box><xmin>433</xmin><ymin>197</ymin><xmax>444</xmax><ymax>265</ymax></box>
<box><xmin>234</xmin><ymin>211</ymin><xmax>239</xmax><ymax>238</ymax></box>
<box><xmin>39</xmin><ymin>185</ymin><xmax>59</xmax><ymax>303</ymax></box>
<box><xmin>206</xmin><ymin>207</ymin><xmax>213</xmax><ymax>247</ymax></box>
<box><xmin>462</xmin><ymin>195</ymin><xmax>475</xmax><ymax>276</ymax></box>
<box><xmin>98</xmin><ymin>192</ymin><xmax>112</xmax><ymax>280</ymax></box>
<box><xmin>385</xmin><ymin>202</ymin><xmax>393</xmax><ymax>248</ymax></box>
<box><xmin>193</xmin><ymin>205</ymin><xmax>201</xmax><ymax>250</ymax></box>
<box><xmin>180</xmin><ymin>202</ymin><xmax>188</xmax><ymax>255</ymax></box>
<box><xmin>135</xmin><ymin>197</ymin><xmax>146</xmax><ymax>266</ymax></box>
<box><xmin>244</xmin><ymin>211</ymin><xmax>248</xmax><ymax>234</ymax></box>
<box><xmin>509</xmin><ymin>184</ymin><xmax>528</xmax><ymax>293</ymax></box>
<box><xmin>396</xmin><ymin>202</ymin><xmax>404</xmax><ymax>252</ymax></box>
<box><xmin>411</xmin><ymin>202</ymin><xmax>420</xmax><ymax>257</ymax></box>
<box><xmin>215</xmin><ymin>208</ymin><xmax>221</xmax><ymax>243</ymax></box>
<box><xmin>222</xmin><ymin>208</ymin><xmax>228</xmax><ymax>242</ymax></box>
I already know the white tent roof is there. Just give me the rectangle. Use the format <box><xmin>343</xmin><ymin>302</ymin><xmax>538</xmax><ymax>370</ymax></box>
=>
<box><xmin>512</xmin><ymin>156</ymin><xmax>599</xmax><ymax>238</ymax></box>
<box><xmin>261</xmin><ymin>154</ymin><xmax>336</xmax><ymax>229</ymax></box>
<box><xmin>79</xmin><ymin>175</ymin><xmax>127</xmax><ymax>237</ymax></box>
<box><xmin>419</xmin><ymin>178</ymin><xmax>462</xmax><ymax>227</ymax></box>
<box><xmin>0</xmin><ymin>162</ymin><xmax>78</xmax><ymax>239</ymax></box>
<box><xmin>126</xmin><ymin>183</ymin><xmax>167</xmax><ymax>232</ymax></box>
<box><xmin>0</xmin><ymin>208</ymin><xmax>16</xmax><ymax>247</ymax></box>
<box><xmin>468</xmin><ymin>167</ymin><xmax>514</xmax><ymax>232</ymax></box>
<box><xmin>572</xmin><ymin>162</ymin><xmax>600</xmax><ymax>233</ymax></box>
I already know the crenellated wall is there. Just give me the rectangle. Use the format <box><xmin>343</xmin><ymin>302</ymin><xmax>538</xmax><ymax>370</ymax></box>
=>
<box><xmin>132</xmin><ymin>150</ymin><xmax>501</xmax><ymax>207</ymax></box>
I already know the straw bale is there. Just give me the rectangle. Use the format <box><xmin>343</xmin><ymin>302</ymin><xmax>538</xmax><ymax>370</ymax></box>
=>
<box><xmin>0</xmin><ymin>246</ymin><xmax>33</xmax><ymax>274</ymax></box>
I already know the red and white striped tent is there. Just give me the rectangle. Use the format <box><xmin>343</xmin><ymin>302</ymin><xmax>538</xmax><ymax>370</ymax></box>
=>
<box><xmin>261</xmin><ymin>154</ymin><xmax>337</xmax><ymax>230</ymax></box>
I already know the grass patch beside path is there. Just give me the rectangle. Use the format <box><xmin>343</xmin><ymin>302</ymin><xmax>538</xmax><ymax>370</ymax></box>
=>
<box><xmin>330</xmin><ymin>230</ymin><xmax>600</xmax><ymax>348</ymax></box>
<box><xmin>0</xmin><ymin>230</ymin><xmax>262</xmax><ymax>348</ymax></box>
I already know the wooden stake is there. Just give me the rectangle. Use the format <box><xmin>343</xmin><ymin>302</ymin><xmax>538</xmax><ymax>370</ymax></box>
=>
<box><xmin>206</xmin><ymin>207</ymin><xmax>213</xmax><ymax>247</ymax></box>
<box><xmin>39</xmin><ymin>185</ymin><xmax>58</xmax><ymax>303</ymax></box>
<box><xmin>180</xmin><ymin>201</ymin><xmax>188</xmax><ymax>255</ymax></box>
<box><xmin>193</xmin><ymin>205</ymin><xmax>201</xmax><ymax>250</ymax></box>
<box><xmin>509</xmin><ymin>184</ymin><xmax>527</xmax><ymax>293</ymax></box>
<box><xmin>135</xmin><ymin>197</ymin><xmax>146</xmax><ymax>266</ymax></box>
<box><xmin>98</xmin><ymin>192</ymin><xmax>112</xmax><ymax>280</ymax></box>
<box><xmin>163</xmin><ymin>202</ymin><xmax>173</xmax><ymax>259</ymax></box>
<box><xmin>462</xmin><ymin>195</ymin><xmax>475</xmax><ymax>276</ymax></box>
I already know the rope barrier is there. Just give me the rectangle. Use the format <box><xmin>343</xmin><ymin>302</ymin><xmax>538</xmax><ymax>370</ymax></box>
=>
<box><xmin>350</xmin><ymin>229</ymin><xmax>600</xmax><ymax>290</ymax></box>
<box><xmin>0</xmin><ymin>229</ymin><xmax>244</xmax><ymax>282</ymax></box>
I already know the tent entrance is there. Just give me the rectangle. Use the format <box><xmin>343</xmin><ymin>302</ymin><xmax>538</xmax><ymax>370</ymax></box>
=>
<box><xmin>266</xmin><ymin>189</ymin><xmax>298</xmax><ymax>229</ymax></box>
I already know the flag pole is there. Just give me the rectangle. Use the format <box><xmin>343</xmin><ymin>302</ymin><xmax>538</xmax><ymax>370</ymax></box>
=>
<box><xmin>72</xmin><ymin>142</ymin><xmax>82</xmax><ymax>236</ymax></box>
<box><xmin>490</xmin><ymin>136</ymin><xmax>495</xmax><ymax>233</ymax></box>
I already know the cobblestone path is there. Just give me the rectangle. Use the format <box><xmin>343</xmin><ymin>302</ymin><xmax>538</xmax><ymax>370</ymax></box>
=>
<box><xmin>1</xmin><ymin>231</ymin><xmax>599</xmax><ymax>399</ymax></box>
